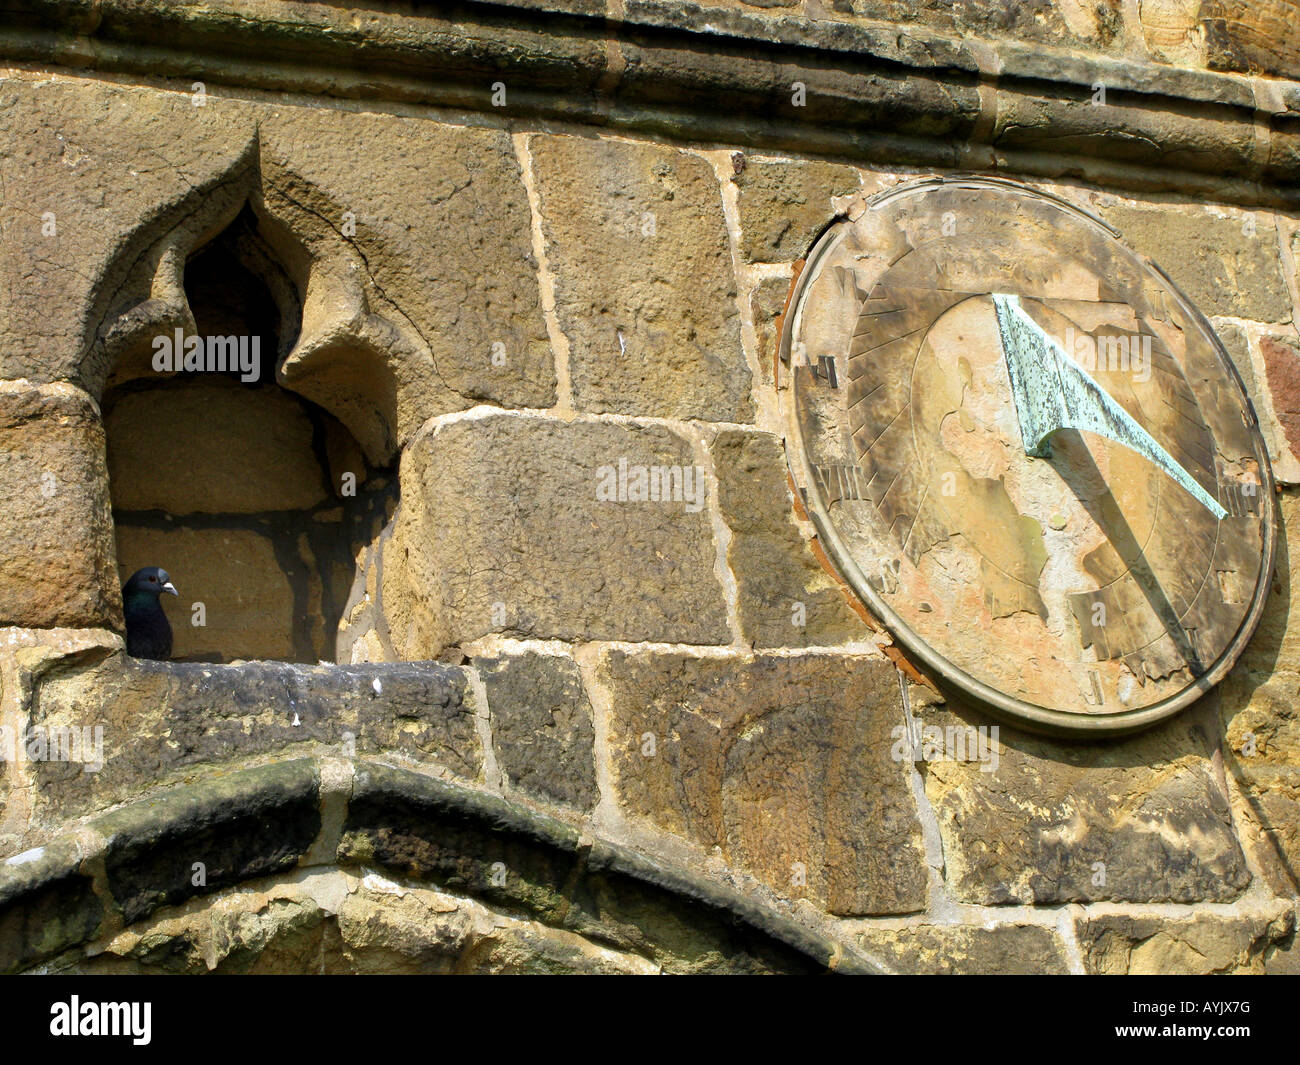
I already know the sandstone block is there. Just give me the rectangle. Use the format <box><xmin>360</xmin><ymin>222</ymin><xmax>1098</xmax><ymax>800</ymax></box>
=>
<box><xmin>1075</xmin><ymin>906</ymin><xmax>1295</xmax><ymax>974</ymax></box>
<box><xmin>711</xmin><ymin>429</ymin><xmax>867</xmax><ymax>647</ymax></box>
<box><xmin>477</xmin><ymin>653</ymin><xmax>598</xmax><ymax>812</ymax></box>
<box><xmin>0</xmin><ymin>382</ymin><xmax>119</xmax><ymax>629</ymax></box>
<box><xmin>107</xmin><ymin>382</ymin><xmax>330</xmax><ymax>514</ymax></box>
<box><xmin>1218</xmin><ymin>491</ymin><xmax>1300</xmax><ymax>900</ymax></box>
<box><xmin>1138</xmin><ymin>0</ymin><xmax>1300</xmax><ymax>78</ymax></box>
<box><xmin>601</xmin><ymin>649</ymin><xmax>925</xmax><ymax>915</ymax></box>
<box><xmin>924</xmin><ymin>701</ymin><xmax>1251</xmax><ymax>904</ymax></box>
<box><xmin>1234</xmin><ymin>490</ymin><xmax>1300</xmax><ymax>675</ymax></box>
<box><xmin>1258</xmin><ymin>334</ymin><xmax>1300</xmax><ymax>475</ymax></box>
<box><xmin>27</xmin><ymin>656</ymin><xmax>482</xmax><ymax>831</ymax></box>
<box><xmin>0</xmin><ymin>77</ymin><xmax>256</xmax><ymax>385</ymax></box>
<box><xmin>852</xmin><ymin>922</ymin><xmax>1070</xmax><ymax>975</ymax></box>
<box><xmin>1219</xmin><ymin>665</ymin><xmax>1300</xmax><ymax>897</ymax></box>
<box><xmin>1097</xmin><ymin>202</ymin><xmax>1291</xmax><ymax>322</ymax></box>
<box><xmin>381</xmin><ymin>413</ymin><xmax>729</xmax><ymax>656</ymax></box>
<box><xmin>530</xmin><ymin>135</ymin><xmax>751</xmax><ymax>421</ymax></box>
<box><xmin>258</xmin><ymin>107</ymin><xmax>556</xmax><ymax>432</ymax></box>
<box><xmin>731</xmin><ymin>158</ymin><xmax>861</xmax><ymax>262</ymax></box>
<box><xmin>751</xmin><ymin>273</ymin><xmax>793</xmax><ymax>385</ymax></box>
<box><xmin>823</xmin><ymin>0</ymin><xmax>1125</xmax><ymax>51</ymax></box>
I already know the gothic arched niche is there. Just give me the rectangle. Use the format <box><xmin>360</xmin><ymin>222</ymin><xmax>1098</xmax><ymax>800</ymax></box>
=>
<box><xmin>94</xmin><ymin>174</ymin><xmax>400</xmax><ymax>665</ymax></box>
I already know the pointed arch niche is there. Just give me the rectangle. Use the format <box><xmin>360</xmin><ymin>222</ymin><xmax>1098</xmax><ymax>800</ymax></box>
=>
<box><xmin>89</xmin><ymin>158</ymin><xmax>401</xmax><ymax>665</ymax></box>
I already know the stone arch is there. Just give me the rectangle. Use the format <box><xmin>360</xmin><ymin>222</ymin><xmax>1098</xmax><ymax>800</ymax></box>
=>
<box><xmin>84</xmin><ymin>135</ymin><xmax>418</xmax><ymax>466</ymax></box>
<box><xmin>83</xmin><ymin>138</ymin><xmax>428</xmax><ymax>663</ymax></box>
<box><xmin>0</xmin><ymin>760</ymin><xmax>885</xmax><ymax>975</ymax></box>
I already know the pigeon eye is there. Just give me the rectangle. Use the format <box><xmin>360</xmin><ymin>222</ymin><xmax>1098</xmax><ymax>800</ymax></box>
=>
<box><xmin>148</xmin><ymin>576</ymin><xmax>157</xmax><ymax>582</ymax></box>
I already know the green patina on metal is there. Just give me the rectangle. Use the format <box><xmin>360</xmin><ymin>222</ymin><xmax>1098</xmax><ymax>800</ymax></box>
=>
<box><xmin>992</xmin><ymin>293</ymin><xmax>1227</xmax><ymax>520</ymax></box>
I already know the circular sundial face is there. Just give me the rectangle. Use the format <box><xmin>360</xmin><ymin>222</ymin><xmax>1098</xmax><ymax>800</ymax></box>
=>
<box><xmin>781</xmin><ymin>176</ymin><xmax>1276</xmax><ymax>735</ymax></box>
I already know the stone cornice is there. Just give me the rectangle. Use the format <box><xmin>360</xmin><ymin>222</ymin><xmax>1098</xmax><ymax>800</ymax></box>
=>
<box><xmin>1</xmin><ymin>0</ymin><xmax>1298</xmax><ymax>203</ymax></box>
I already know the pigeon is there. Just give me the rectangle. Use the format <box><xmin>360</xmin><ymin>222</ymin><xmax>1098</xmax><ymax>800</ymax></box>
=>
<box><xmin>122</xmin><ymin>566</ymin><xmax>179</xmax><ymax>661</ymax></box>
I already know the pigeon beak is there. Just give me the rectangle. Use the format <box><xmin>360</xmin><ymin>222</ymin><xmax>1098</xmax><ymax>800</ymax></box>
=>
<box><xmin>162</xmin><ymin>582</ymin><xmax>179</xmax><ymax>597</ymax></box>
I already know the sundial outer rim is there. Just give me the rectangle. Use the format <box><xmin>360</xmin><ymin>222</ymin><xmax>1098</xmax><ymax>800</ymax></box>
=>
<box><xmin>778</xmin><ymin>174</ymin><xmax>1278</xmax><ymax>739</ymax></box>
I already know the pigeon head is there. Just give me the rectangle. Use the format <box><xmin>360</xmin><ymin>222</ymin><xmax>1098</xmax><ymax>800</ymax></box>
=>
<box><xmin>123</xmin><ymin>566</ymin><xmax>179</xmax><ymax>599</ymax></box>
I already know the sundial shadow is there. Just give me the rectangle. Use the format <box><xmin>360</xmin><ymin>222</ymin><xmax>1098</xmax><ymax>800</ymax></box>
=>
<box><xmin>1047</xmin><ymin>428</ymin><xmax>1205</xmax><ymax>677</ymax></box>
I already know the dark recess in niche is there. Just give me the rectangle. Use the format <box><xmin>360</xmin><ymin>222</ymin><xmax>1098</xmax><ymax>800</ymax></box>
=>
<box><xmin>105</xmin><ymin>205</ymin><xmax>397</xmax><ymax>664</ymax></box>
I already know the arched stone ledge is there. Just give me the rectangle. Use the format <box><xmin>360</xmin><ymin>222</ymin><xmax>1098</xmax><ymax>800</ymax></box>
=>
<box><xmin>0</xmin><ymin>758</ymin><xmax>888</xmax><ymax>975</ymax></box>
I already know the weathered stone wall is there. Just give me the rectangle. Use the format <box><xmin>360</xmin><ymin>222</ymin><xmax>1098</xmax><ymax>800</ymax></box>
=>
<box><xmin>1</xmin><ymin>0</ymin><xmax>1300</xmax><ymax>974</ymax></box>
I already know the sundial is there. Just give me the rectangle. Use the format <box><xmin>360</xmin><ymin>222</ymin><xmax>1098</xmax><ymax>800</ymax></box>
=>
<box><xmin>780</xmin><ymin>176</ymin><xmax>1276</xmax><ymax>735</ymax></box>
